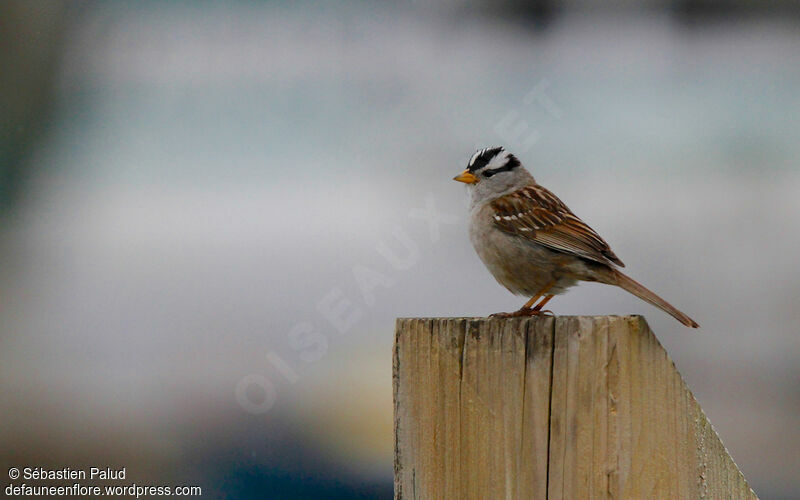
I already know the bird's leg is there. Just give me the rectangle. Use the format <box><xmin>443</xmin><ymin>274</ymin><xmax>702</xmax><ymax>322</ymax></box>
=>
<box><xmin>521</xmin><ymin>294</ymin><xmax>543</xmax><ymax>310</ymax></box>
<box><xmin>490</xmin><ymin>282</ymin><xmax>554</xmax><ymax>318</ymax></box>
<box><xmin>520</xmin><ymin>282</ymin><xmax>554</xmax><ymax>313</ymax></box>
<box><xmin>532</xmin><ymin>294</ymin><xmax>555</xmax><ymax>316</ymax></box>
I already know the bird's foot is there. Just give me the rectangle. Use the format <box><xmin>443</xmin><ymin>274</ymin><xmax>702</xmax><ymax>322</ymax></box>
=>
<box><xmin>490</xmin><ymin>308</ymin><xmax>544</xmax><ymax>318</ymax></box>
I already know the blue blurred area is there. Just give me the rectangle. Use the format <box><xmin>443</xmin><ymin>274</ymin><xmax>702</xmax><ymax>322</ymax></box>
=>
<box><xmin>1</xmin><ymin>1</ymin><xmax>799</xmax><ymax>498</ymax></box>
<box><xmin>196</xmin><ymin>422</ymin><xmax>392</xmax><ymax>499</ymax></box>
<box><xmin>214</xmin><ymin>471</ymin><xmax>391</xmax><ymax>500</ymax></box>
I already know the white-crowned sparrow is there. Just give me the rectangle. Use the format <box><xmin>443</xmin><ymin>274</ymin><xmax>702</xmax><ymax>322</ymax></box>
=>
<box><xmin>454</xmin><ymin>146</ymin><xmax>698</xmax><ymax>328</ymax></box>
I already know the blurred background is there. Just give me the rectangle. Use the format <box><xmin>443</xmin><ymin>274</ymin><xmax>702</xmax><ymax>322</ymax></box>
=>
<box><xmin>1</xmin><ymin>0</ymin><xmax>799</xmax><ymax>498</ymax></box>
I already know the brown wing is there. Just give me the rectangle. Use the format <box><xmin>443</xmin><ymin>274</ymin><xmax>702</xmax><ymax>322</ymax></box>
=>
<box><xmin>489</xmin><ymin>184</ymin><xmax>625</xmax><ymax>267</ymax></box>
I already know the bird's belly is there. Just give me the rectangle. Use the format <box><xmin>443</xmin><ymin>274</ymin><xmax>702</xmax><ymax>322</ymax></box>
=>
<box><xmin>470</xmin><ymin>226</ymin><xmax>579</xmax><ymax>297</ymax></box>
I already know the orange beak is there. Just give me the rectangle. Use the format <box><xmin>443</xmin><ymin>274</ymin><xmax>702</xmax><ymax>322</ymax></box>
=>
<box><xmin>453</xmin><ymin>170</ymin><xmax>478</xmax><ymax>184</ymax></box>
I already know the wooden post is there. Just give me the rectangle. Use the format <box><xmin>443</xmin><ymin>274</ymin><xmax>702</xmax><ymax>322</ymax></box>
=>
<box><xmin>393</xmin><ymin>316</ymin><xmax>757</xmax><ymax>499</ymax></box>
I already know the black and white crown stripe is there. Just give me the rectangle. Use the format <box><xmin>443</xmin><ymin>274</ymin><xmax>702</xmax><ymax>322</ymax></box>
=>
<box><xmin>467</xmin><ymin>147</ymin><xmax>521</xmax><ymax>177</ymax></box>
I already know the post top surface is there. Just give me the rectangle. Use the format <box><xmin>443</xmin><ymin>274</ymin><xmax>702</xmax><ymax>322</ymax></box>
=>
<box><xmin>395</xmin><ymin>314</ymin><xmax>645</xmax><ymax>322</ymax></box>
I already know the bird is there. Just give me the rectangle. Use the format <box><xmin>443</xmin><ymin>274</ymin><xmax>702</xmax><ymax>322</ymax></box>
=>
<box><xmin>453</xmin><ymin>146</ymin><xmax>698</xmax><ymax>328</ymax></box>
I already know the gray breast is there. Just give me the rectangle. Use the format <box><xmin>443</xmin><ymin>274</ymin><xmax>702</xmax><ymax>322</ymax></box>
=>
<box><xmin>469</xmin><ymin>204</ymin><xmax>580</xmax><ymax>297</ymax></box>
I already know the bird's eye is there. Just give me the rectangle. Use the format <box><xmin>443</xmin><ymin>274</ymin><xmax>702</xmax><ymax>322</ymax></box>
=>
<box><xmin>483</xmin><ymin>170</ymin><xmax>495</xmax><ymax>178</ymax></box>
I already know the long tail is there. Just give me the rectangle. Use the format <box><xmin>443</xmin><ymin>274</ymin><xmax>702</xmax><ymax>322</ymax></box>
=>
<box><xmin>610</xmin><ymin>269</ymin><xmax>699</xmax><ymax>328</ymax></box>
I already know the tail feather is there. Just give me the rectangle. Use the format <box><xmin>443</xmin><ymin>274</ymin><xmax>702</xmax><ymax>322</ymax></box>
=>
<box><xmin>610</xmin><ymin>269</ymin><xmax>699</xmax><ymax>328</ymax></box>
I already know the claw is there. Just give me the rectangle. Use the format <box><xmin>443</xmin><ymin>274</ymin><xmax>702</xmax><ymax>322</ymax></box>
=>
<box><xmin>490</xmin><ymin>308</ymin><xmax>545</xmax><ymax>318</ymax></box>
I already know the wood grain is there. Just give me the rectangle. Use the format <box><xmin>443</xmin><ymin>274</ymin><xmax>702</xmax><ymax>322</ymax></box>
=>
<box><xmin>394</xmin><ymin>315</ymin><xmax>757</xmax><ymax>499</ymax></box>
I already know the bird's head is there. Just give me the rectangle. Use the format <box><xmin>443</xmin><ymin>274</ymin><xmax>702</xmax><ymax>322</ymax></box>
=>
<box><xmin>454</xmin><ymin>147</ymin><xmax>533</xmax><ymax>201</ymax></box>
